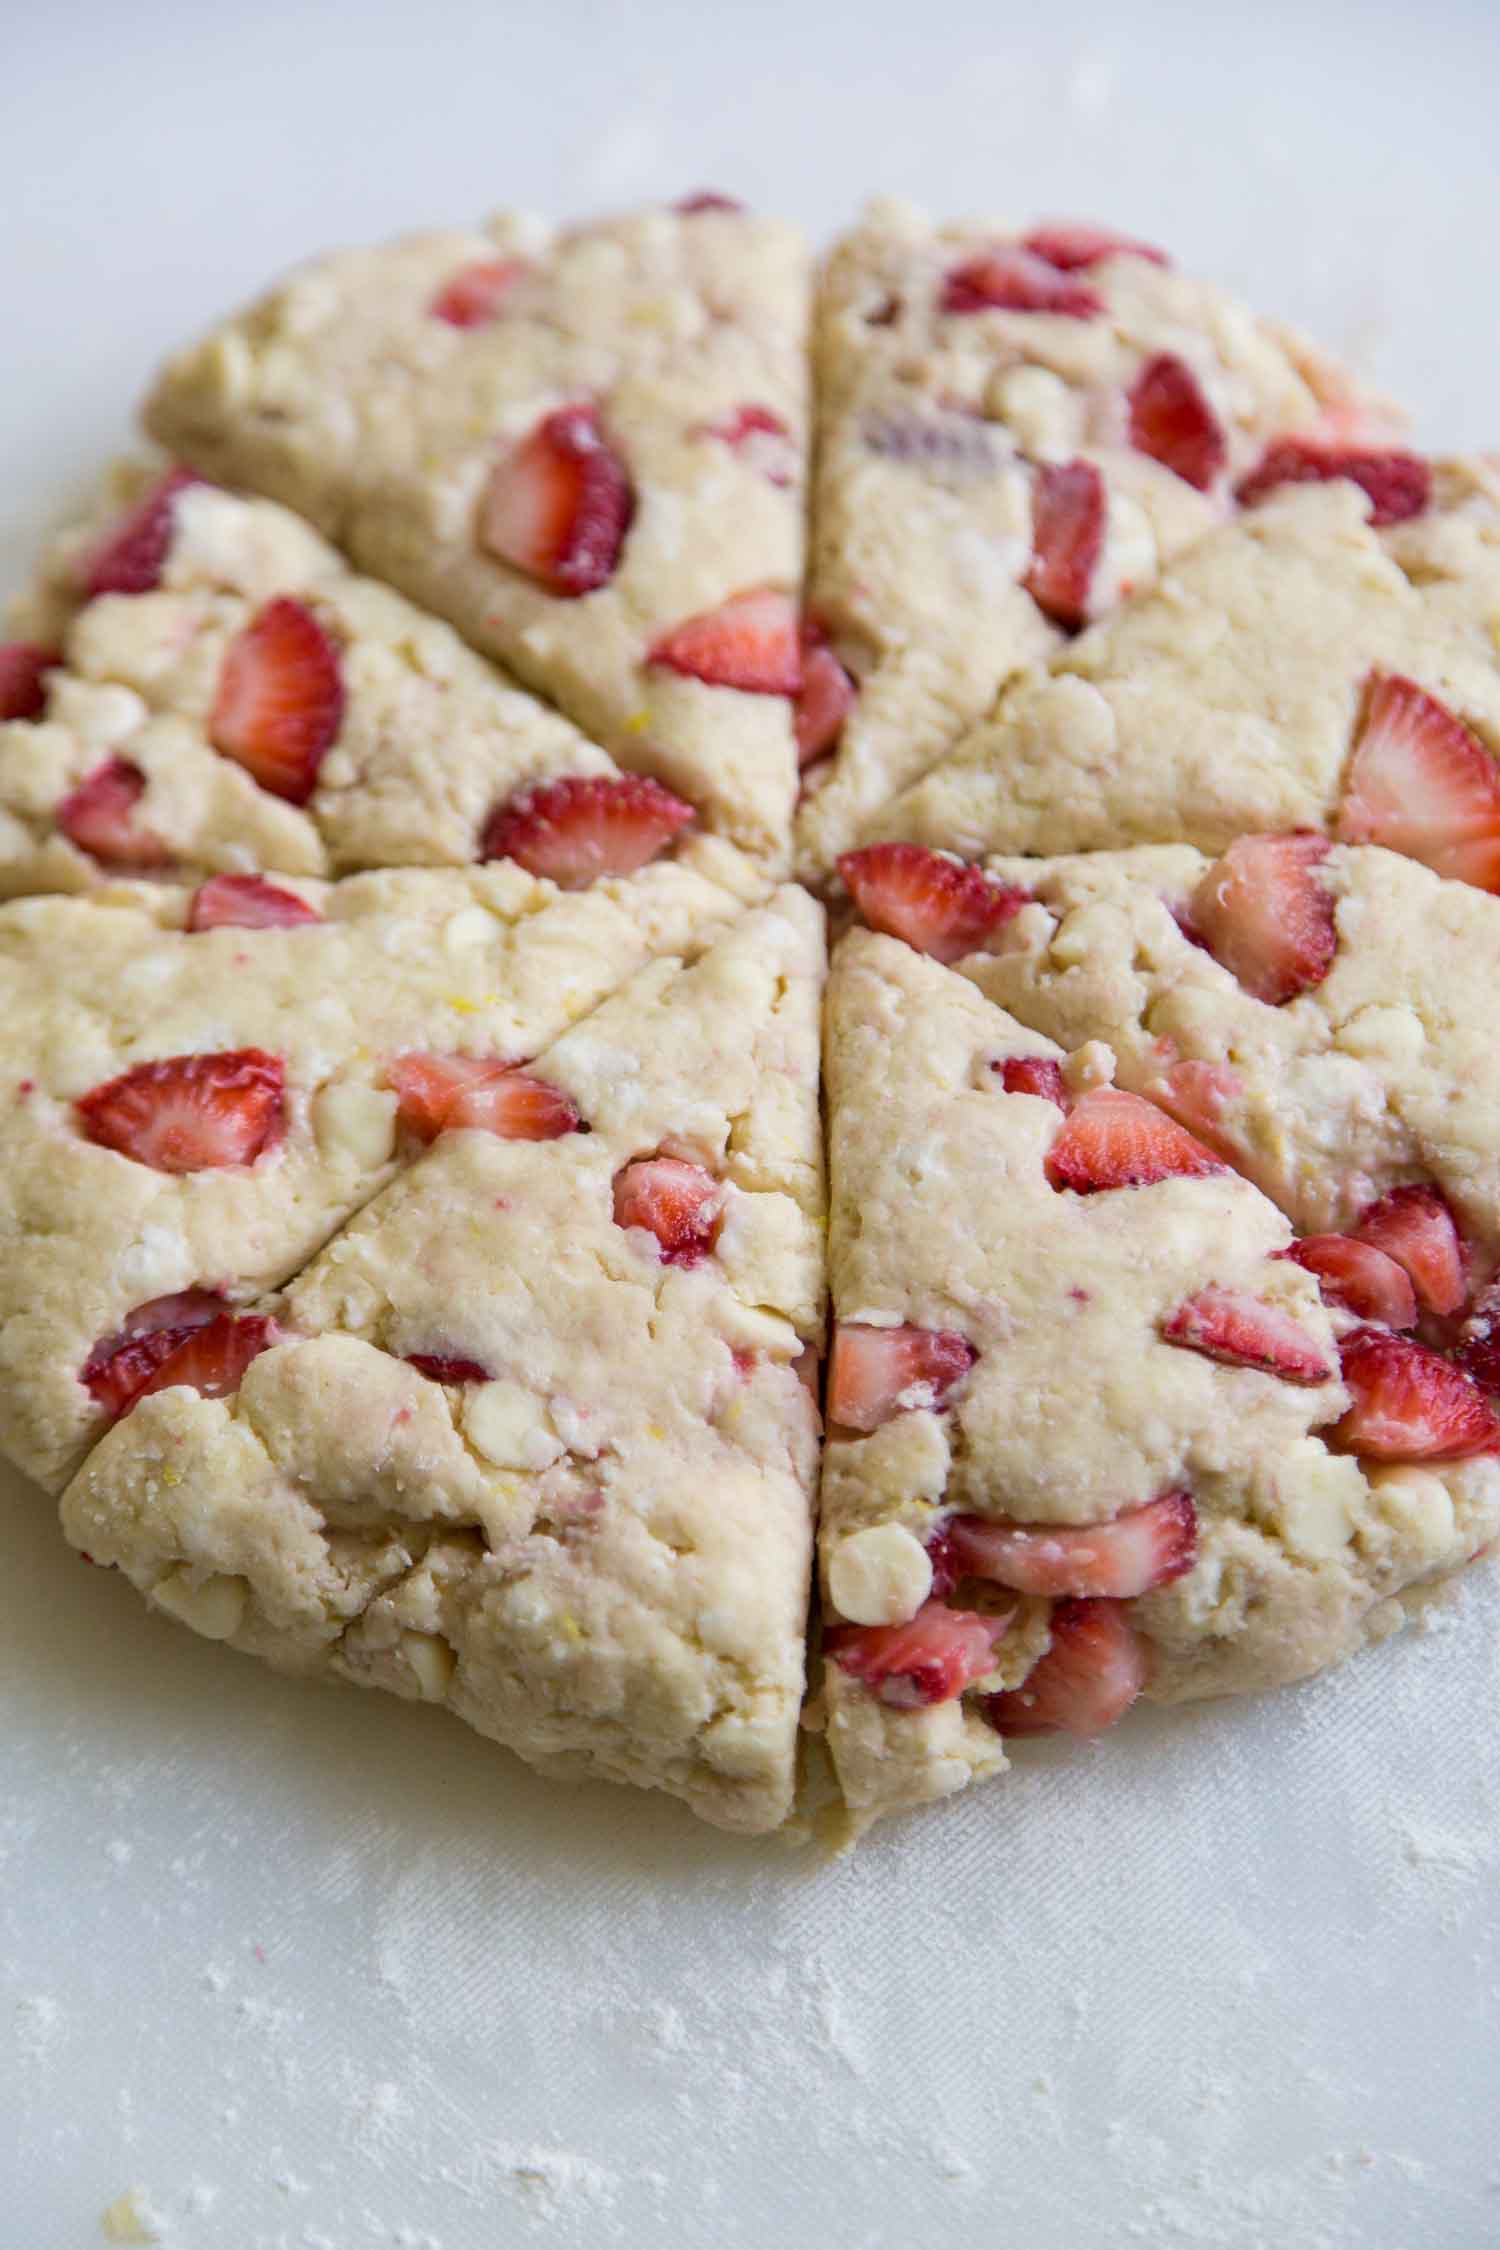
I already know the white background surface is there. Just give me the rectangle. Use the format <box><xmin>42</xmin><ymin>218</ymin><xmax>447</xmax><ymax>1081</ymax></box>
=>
<box><xmin>6</xmin><ymin>2</ymin><xmax>1500</xmax><ymax>2244</ymax></box>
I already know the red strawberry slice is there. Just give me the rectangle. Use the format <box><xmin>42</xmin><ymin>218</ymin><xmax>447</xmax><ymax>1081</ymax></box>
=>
<box><xmin>827</xmin><ymin>1599</ymin><xmax>1009</xmax><ymax>1708</ymax></box>
<box><xmin>386</xmin><ymin>1051</ymin><xmax>579</xmax><ymax>1142</ymax></box>
<box><xmin>1022</xmin><ymin>221</ymin><xmax>1169</xmax><ymax>271</ymax></box>
<box><xmin>1127</xmin><ymin>354</ymin><xmax>1227</xmax><ymax>492</ymax></box>
<box><xmin>1161</xmin><ymin>1287</ymin><xmax>1336</xmax><ymax>1385</ymax></box>
<box><xmin>187</xmin><ymin>874</ymin><xmax>323</xmax><ymax>931</ymax></box>
<box><xmin>1024</xmin><ymin>459</ymin><xmax>1106</xmax><ymax>630</ymax></box>
<box><xmin>1188</xmin><ymin>831</ymin><xmax>1336</xmax><ymax>1004</ymax></box>
<box><xmin>826</xmin><ymin>1322</ymin><xmax>977</xmax><ymax>1433</ymax></box>
<box><xmin>983</xmin><ymin>1597</ymin><xmax>1148</xmax><ymax>1737</ymax></box>
<box><xmin>1152</xmin><ymin>1060</ymin><xmax>1243</xmax><ymax>1153</ymax></box>
<box><xmin>1236</xmin><ymin>438</ymin><xmax>1430</xmax><ymax>526</ymax></box>
<box><xmin>81</xmin><ymin>1288</ymin><xmax>227</xmax><ymax>1419</ymax></box>
<box><xmin>946</xmin><ymin>1490</ymin><xmax>1197</xmax><ymax>1600</ymax></box>
<box><xmin>136</xmin><ymin>1311</ymin><xmax>279</xmax><ymax>1404</ymax></box>
<box><xmin>994</xmin><ymin>1055</ymin><xmax>1068</xmax><ymax>1108</ymax></box>
<box><xmin>794</xmin><ymin>624</ymin><xmax>856</xmax><ymax>767</ymax></box>
<box><xmin>1282</xmin><ymin>1235</ymin><xmax>1418</xmax><ymax>1329</ymax></box>
<box><xmin>647</xmin><ymin>587</ymin><xmax>801</xmax><ymax>694</ymax></box>
<box><xmin>940</xmin><ymin>248</ymin><xmax>1103</xmax><ymax>319</ymax></box>
<box><xmin>838</xmin><ymin>843</ymin><xmax>1029</xmax><ymax>965</ymax></box>
<box><xmin>1453</xmin><ymin>1284</ymin><xmax>1500</xmax><ymax>1395</ymax></box>
<box><xmin>1045</xmin><ymin>1088</ymin><xmax>1224</xmax><ymax>1193</ymax></box>
<box><xmin>1336</xmin><ymin>673</ymin><xmax>1500</xmax><ymax>891</ymax></box>
<box><xmin>480</xmin><ymin>773</ymin><xmax>694</xmax><ymax>888</ymax></box>
<box><xmin>479</xmin><ymin>402</ymin><xmax>635</xmax><ymax>598</ymax></box>
<box><xmin>0</xmin><ymin>641</ymin><xmax>58</xmax><ymax>721</ymax></box>
<box><xmin>403</xmin><ymin>1352</ymin><xmax>492</xmax><ymax>1383</ymax></box>
<box><xmin>675</xmin><ymin>191</ymin><xmax>745</xmax><ymax>213</ymax></box>
<box><xmin>1353</xmin><ymin>1184</ymin><xmax>1467</xmax><ymax>1317</ymax></box>
<box><xmin>56</xmin><ymin>757</ymin><xmax>169</xmax><ymax>869</ymax></box>
<box><xmin>429</xmin><ymin>256</ymin><xmax>527</xmax><ymax>328</ymax></box>
<box><xmin>209</xmin><ymin>597</ymin><xmax>344</xmax><ymax>805</ymax></box>
<box><xmin>1333</xmin><ymin>1328</ymin><xmax>1500</xmax><ymax>1459</ymax></box>
<box><xmin>613</xmin><ymin>1156</ymin><xmax>722</xmax><ymax>1266</ymax></box>
<box><xmin>81</xmin><ymin>467</ymin><xmax>201</xmax><ymax>598</ymax></box>
<box><xmin>702</xmin><ymin>405</ymin><xmax>797</xmax><ymax>488</ymax></box>
<box><xmin>77</xmin><ymin>1049</ymin><xmax>285</xmax><ymax>1173</ymax></box>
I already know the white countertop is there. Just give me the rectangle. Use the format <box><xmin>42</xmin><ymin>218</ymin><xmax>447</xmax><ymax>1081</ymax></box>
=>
<box><xmin>6</xmin><ymin>1</ymin><xmax>1500</xmax><ymax>2242</ymax></box>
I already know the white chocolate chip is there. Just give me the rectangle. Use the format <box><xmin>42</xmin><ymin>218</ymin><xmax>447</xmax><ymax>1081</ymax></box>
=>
<box><xmin>1063</xmin><ymin>1039</ymin><xmax>1117</xmax><ymax>1093</ymax></box>
<box><xmin>463</xmin><ymin>1380</ymin><xmax>564</xmax><ymax>1471</ymax></box>
<box><xmin>1335</xmin><ymin>1005</ymin><xmax>1426</xmax><ymax>1067</ymax></box>
<box><xmin>150</xmin><ymin>1567</ymin><xmax>249</xmax><ymax>1641</ymax></box>
<box><xmin>828</xmin><ymin>1523</ymin><xmax>934</xmax><ymax>1626</ymax></box>
<box><xmin>443</xmin><ymin>905</ymin><xmax>497</xmax><ymax>952</ymax></box>
<box><xmin>401</xmin><ymin>1629</ymin><xmax>455</xmax><ymax>1703</ymax></box>
<box><xmin>313</xmin><ymin>1081</ymin><xmax>398</xmax><ymax>1169</ymax></box>
<box><xmin>712</xmin><ymin>1300</ymin><xmax>802</xmax><ymax>1358</ymax></box>
<box><xmin>1275</xmin><ymin>1453</ymin><xmax>1362</xmax><ymax>1559</ymax></box>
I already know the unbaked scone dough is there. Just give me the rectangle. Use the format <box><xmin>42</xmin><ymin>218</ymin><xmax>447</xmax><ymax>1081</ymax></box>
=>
<box><xmin>61</xmin><ymin>889</ymin><xmax>826</xmax><ymax>1834</ymax></box>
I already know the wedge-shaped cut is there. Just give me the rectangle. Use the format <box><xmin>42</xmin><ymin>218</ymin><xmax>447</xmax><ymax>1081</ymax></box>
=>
<box><xmin>0</xmin><ymin>853</ymin><xmax>746</xmax><ymax>1493</ymax></box>
<box><xmin>796</xmin><ymin>196</ymin><xmax>1401</xmax><ymax>870</ymax></box>
<box><xmin>143</xmin><ymin>204</ymin><xmax>811</xmax><ymax>863</ymax></box>
<box><xmin>1</xmin><ymin>470</ymin><xmax>758</xmax><ymax>901</ymax></box>
<box><xmin>818</xmin><ymin>929</ymin><xmax>1499</xmax><ymax>1827</ymax></box>
<box><xmin>957</xmin><ymin>839</ymin><xmax>1500</xmax><ymax>1260</ymax></box>
<box><xmin>868</xmin><ymin>459</ymin><xmax>1500</xmax><ymax>868</ymax></box>
<box><xmin>61</xmin><ymin>890</ymin><xmax>826</xmax><ymax>1833</ymax></box>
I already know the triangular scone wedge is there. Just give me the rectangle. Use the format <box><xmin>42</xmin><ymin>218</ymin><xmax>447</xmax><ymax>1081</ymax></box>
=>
<box><xmin>819</xmin><ymin>928</ymin><xmax>1500</xmax><ymax>1830</ymax></box>
<box><xmin>795</xmin><ymin>197</ymin><xmax>1404</xmax><ymax>871</ymax></box>
<box><xmin>0</xmin><ymin>854</ymin><xmax>745</xmax><ymax>1494</ymax></box>
<box><xmin>0</xmin><ymin>467</ymin><xmax>760</xmax><ymax>902</ymax></box>
<box><xmin>865</xmin><ymin>457</ymin><xmax>1500</xmax><ymax>861</ymax></box>
<box><xmin>143</xmin><ymin>203</ymin><xmax>811</xmax><ymax>864</ymax></box>
<box><xmin>60</xmin><ymin>890</ymin><xmax>826</xmax><ymax>1834</ymax></box>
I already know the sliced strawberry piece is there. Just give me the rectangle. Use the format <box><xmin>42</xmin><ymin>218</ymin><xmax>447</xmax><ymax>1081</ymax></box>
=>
<box><xmin>647</xmin><ymin>587</ymin><xmax>801</xmax><ymax>695</ymax></box>
<box><xmin>403</xmin><ymin>1352</ymin><xmax>492</xmax><ymax>1383</ymax></box>
<box><xmin>1336</xmin><ymin>673</ymin><xmax>1500</xmax><ymax>891</ymax></box>
<box><xmin>702</xmin><ymin>405</ymin><xmax>797</xmax><ymax>488</ymax></box>
<box><xmin>1353</xmin><ymin>1184</ymin><xmax>1467</xmax><ymax>1317</ymax></box>
<box><xmin>56</xmin><ymin>757</ymin><xmax>169</xmax><ymax>869</ymax></box>
<box><xmin>613</xmin><ymin>1156</ymin><xmax>722</xmax><ymax>1266</ymax></box>
<box><xmin>187</xmin><ymin>874</ymin><xmax>323</xmax><ymax>931</ymax></box>
<box><xmin>827</xmin><ymin>1599</ymin><xmax>1009</xmax><ymax>1708</ymax></box>
<box><xmin>1161</xmin><ymin>1287</ymin><xmax>1336</xmax><ymax>1385</ymax></box>
<box><xmin>77</xmin><ymin>1049</ymin><xmax>285</xmax><ymax>1173</ymax></box>
<box><xmin>386</xmin><ymin>1051</ymin><xmax>579</xmax><ymax>1142</ymax></box>
<box><xmin>826</xmin><ymin>1322</ymin><xmax>976</xmax><ymax>1433</ymax></box>
<box><xmin>479</xmin><ymin>402</ymin><xmax>634</xmax><ymax>598</ymax></box>
<box><xmin>1188</xmin><ymin>832</ymin><xmax>1336</xmax><ymax>1004</ymax></box>
<box><xmin>947</xmin><ymin>1492</ymin><xmax>1196</xmax><ymax>1600</ymax></box>
<box><xmin>0</xmin><ymin>641</ymin><xmax>58</xmax><ymax>721</ymax></box>
<box><xmin>940</xmin><ymin>248</ymin><xmax>1102</xmax><ymax>319</ymax></box>
<box><xmin>1453</xmin><ymin>1284</ymin><xmax>1500</xmax><ymax>1395</ymax></box>
<box><xmin>838</xmin><ymin>843</ymin><xmax>1029</xmax><ymax>965</ymax></box>
<box><xmin>81</xmin><ymin>1288</ymin><xmax>227</xmax><ymax>1420</ymax></box>
<box><xmin>1024</xmin><ymin>458</ymin><xmax>1106</xmax><ymax>630</ymax></box>
<box><xmin>208</xmin><ymin>596</ymin><xmax>343</xmax><ymax>806</ymax></box>
<box><xmin>994</xmin><ymin>1055</ymin><xmax>1068</xmax><ymax>1108</ymax></box>
<box><xmin>1045</xmin><ymin>1089</ymin><xmax>1224</xmax><ymax>1193</ymax></box>
<box><xmin>429</xmin><ymin>256</ymin><xmax>527</xmax><ymax>328</ymax></box>
<box><xmin>81</xmin><ymin>467</ymin><xmax>201</xmax><ymax>598</ymax></box>
<box><xmin>1152</xmin><ymin>1060</ymin><xmax>1244</xmax><ymax>1152</ymax></box>
<box><xmin>794</xmin><ymin>624</ymin><xmax>856</xmax><ymax>768</ymax></box>
<box><xmin>1236</xmin><ymin>438</ymin><xmax>1430</xmax><ymax>526</ymax></box>
<box><xmin>1127</xmin><ymin>354</ymin><xmax>1227</xmax><ymax>493</ymax></box>
<box><xmin>1022</xmin><ymin>221</ymin><xmax>1170</xmax><ymax>272</ymax></box>
<box><xmin>675</xmin><ymin>191</ymin><xmax>744</xmax><ymax>214</ymax></box>
<box><xmin>1333</xmin><ymin>1328</ymin><xmax>1500</xmax><ymax>1460</ymax></box>
<box><xmin>480</xmin><ymin>773</ymin><xmax>694</xmax><ymax>887</ymax></box>
<box><xmin>983</xmin><ymin>1597</ymin><xmax>1148</xmax><ymax>1737</ymax></box>
<box><xmin>1283</xmin><ymin>1236</ymin><xmax>1418</xmax><ymax>1329</ymax></box>
<box><xmin>136</xmin><ymin>1312</ymin><xmax>279</xmax><ymax>1404</ymax></box>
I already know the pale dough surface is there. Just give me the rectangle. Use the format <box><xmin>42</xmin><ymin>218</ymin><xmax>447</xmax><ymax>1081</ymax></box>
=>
<box><xmin>144</xmin><ymin>207</ymin><xmax>812</xmax><ymax>864</ymax></box>
<box><xmin>797</xmin><ymin>197</ymin><xmax>1399</xmax><ymax>871</ymax></box>
<box><xmin>819</xmin><ymin>930</ymin><xmax>1499</xmax><ymax>1824</ymax></box>
<box><xmin>61</xmin><ymin>889</ymin><xmax>827</xmax><ymax>1833</ymax></box>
